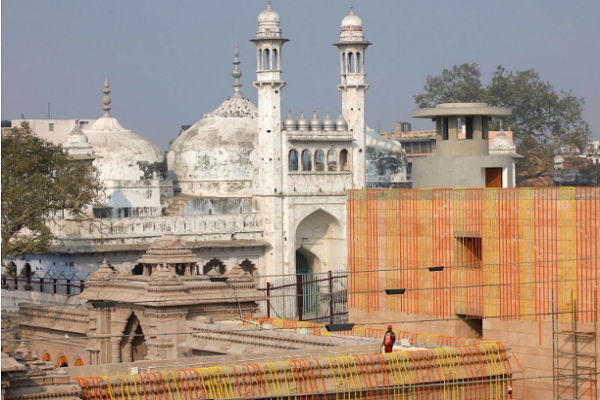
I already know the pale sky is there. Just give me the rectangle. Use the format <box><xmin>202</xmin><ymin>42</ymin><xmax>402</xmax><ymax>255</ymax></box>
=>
<box><xmin>2</xmin><ymin>0</ymin><xmax>599</xmax><ymax>150</ymax></box>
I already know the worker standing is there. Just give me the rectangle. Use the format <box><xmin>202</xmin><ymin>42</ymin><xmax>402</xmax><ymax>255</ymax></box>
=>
<box><xmin>382</xmin><ymin>325</ymin><xmax>396</xmax><ymax>353</ymax></box>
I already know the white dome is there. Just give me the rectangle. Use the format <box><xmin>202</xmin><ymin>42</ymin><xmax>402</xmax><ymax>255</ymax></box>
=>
<box><xmin>168</xmin><ymin>97</ymin><xmax>259</xmax><ymax>197</ymax></box>
<box><xmin>490</xmin><ymin>130</ymin><xmax>517</xmax><ymax>155</ymax></box>
<box><xmin>341</xmin><ymin>10</ymin><xmax>363</xmax><ymax>29</ymax></box>
<box><xmin>366</xmin><ymin>131</ymin><xmax>407</xmax><ymax>187</ymax></box>
<box><xmin>258</xmin><ymin>3</ymin><xmax>280</xmax><ymax>23</ymax></box>
<box><xmin>84</xmin><ymin>114</ymin><xmax>164</xmax><ymax>181</ymax></box>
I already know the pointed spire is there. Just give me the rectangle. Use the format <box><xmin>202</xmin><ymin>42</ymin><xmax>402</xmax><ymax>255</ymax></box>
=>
<box><xmin>231</xmin><ymin>45</ymin><xmax>243</xmax><ymax>98</ymax></box>
<box><xmin>350</xmin><ymin>2</ymin><xmax>354</xmax><ymax>13</ymax></box>
<box><xmin>71</xmin><ymin>117</ymin><xmax>82</xmax><ymax>133</ymax></box>
<box><xmin>102</xmin><ymin>78</ymin><xmax>112</xmax><ymax>115</ymax></box>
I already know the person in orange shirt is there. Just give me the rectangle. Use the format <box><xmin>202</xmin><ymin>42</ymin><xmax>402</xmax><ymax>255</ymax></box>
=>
<box><xmin>382</xmin><ymin>325</ymin><xmax>396</xmax><ymax>353</ymax></box>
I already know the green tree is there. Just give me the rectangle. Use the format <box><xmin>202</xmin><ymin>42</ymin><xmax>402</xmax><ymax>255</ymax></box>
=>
<box><xmin>1</xmin><ymin>122</ymin><xmax>105</xmax><ymax>261</ymax></box>
<box><xmin>414</xmin><ymin>64</ymin><xmax>591</xmax><ymax>184</ymax></box>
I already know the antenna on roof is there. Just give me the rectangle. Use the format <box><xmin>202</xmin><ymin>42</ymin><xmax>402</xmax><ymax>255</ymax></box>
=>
<box><xmin>46</xmin><ymin>103</ymin><xmax>51</xmax><ymax>119</ymax></box>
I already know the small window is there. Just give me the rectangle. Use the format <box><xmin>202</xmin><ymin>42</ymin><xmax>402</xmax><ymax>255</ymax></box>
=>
<box><xmin>327</xmin><ymin>149</ymin><xmax>337</xmax><ymax>171</ymax></box>
<box><xmin>339</xmin><ymin>149</ymin><xmax>350</xmax><ymax>171</ymax></box>
<box><xmin>49</xmin><ymin>123</ymin><xmax>54</xmax><ymax>131</ymax></box>
<box><xmin>442</xmin><ymin>117</ymin><xmax>449</xmax><ymax>140</ymax></box>
<box><xmin>289</xmin><ymin>149</ymin><xmax>299</xmax><ymax>171</ymax></box>
<box><xmin>314</xmin><ymin>150</ymin><xmax>325</xmax><ymax>171</ymax></box>
<box><xmin>301</xmin><ymin>150</ymin><xmax>312</xmax><ymax>171</ymax></box>
<box><xmin>356</xmin><ymin>52</ymin><xmax>362</xmax><ymax>73</ymax></box>
<box><xmin>272</xmin><ymin>49</ymin><xmax>278</xmax><ymax>70</ymax></box>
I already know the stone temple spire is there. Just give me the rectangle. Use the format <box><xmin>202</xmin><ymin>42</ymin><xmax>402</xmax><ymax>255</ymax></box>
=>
<box><xmin>102</xmin><ymin>78</ymin><xmax>112</xmax><ymax>115</ymax></box>
<box><xmin>231</xmin><ymin>45</ymin><xmax>243</xmax><ymax>98</ymax></box>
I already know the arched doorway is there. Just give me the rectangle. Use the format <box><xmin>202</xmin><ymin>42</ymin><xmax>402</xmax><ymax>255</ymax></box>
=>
<box><xmin>120</xmin><ymin>313</ymin><xmax>147</xmax><ymax>362</ymax></box>
<box><xmin>295</xmin><ymin>209</ymin><xmax>343</xmax><ymax>275</ymax></box>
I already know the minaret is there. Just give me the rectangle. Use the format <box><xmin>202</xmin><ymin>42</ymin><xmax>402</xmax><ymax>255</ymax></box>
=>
<box><xmin>250</xmin><ymin>1</ymin><xmax>289</xmax><ymax>196</ymax></box>
<box><xmin>334</xmin><ymin>4</ymin><xmax>370</xmax><ymax>188</ymax></box>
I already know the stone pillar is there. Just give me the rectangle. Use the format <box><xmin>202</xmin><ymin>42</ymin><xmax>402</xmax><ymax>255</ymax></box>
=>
<box><xmin>121</xmin><ymin>340</ymin><xmax>133</xmax><ymax>363</ymax></box>
<box><xmin>110</xmin><ymin>337</ymin><xmax>121</xmax><ymax>363</ymax></box>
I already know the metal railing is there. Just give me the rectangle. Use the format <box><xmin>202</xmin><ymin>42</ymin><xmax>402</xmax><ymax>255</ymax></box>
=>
<box><xmin>258</xmin><ymin>270</ymin><xmax>348</xmax><ymax>323</ymax></box>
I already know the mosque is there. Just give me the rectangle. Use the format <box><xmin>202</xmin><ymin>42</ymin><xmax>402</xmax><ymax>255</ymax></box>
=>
<box><xmin>9</xmin><ymin>3</ymin><xmax>407</xmax><ymax>279</ymax></box>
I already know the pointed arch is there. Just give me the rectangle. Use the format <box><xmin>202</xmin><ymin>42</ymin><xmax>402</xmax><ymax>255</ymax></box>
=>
<box><xmin>295</xmin><ymin>208</ymin><xmax>344</xmax><ymax>275</ymax></box>
<box><xmin>301</xmin><ymin>149</ymin><xmax>312</xmax><ymax>171</ymax></box>
<box><xmin>289</xmin><ymin>149</ymin><xmax>299</xmax><ymax>171</ymax></box>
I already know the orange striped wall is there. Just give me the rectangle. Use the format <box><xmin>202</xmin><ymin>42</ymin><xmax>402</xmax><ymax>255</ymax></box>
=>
<box><xmin>347</xmin><ymin>187</ymin><xmax>599</xmax><ymax>323</ymax></box>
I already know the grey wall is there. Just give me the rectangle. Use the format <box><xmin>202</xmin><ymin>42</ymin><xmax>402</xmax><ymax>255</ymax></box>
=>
<box><xmin>412</xmin><ymin>155</ymin><xmax>515</xmax><ymax>188</ymax></box>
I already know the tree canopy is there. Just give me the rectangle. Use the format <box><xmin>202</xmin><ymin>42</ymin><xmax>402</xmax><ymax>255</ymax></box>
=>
<box><xmin>414</xmin><ymin>63</ymin><xmax>591</xmax><ymax>184</ymax></box>
<box><xmin>1</xmin><ymin>122</ymin><xmax>105</xmax><ymax>261</ymax></box>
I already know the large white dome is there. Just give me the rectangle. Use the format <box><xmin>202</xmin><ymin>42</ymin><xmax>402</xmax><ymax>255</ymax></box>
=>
<box><xmin>168</xmin><ymin>97</ymin><xmax>259</xmax><ymax>197</ymax></box>
<box><xmin>84</xmin><ymin>115</ymin><xmax>164</xmax><ymax>181</ymax></box>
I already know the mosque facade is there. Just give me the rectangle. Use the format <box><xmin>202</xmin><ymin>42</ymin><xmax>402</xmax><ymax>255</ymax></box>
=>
<box><xmin>7</xmin><ymin>4</ymin><xmax>407</xmax><ymax>280</ymax></box>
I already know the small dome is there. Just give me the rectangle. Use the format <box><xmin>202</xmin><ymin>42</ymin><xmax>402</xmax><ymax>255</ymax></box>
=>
<box><xmin>323</xmin><ymin>110</ymin><xmax>335</xmax><ymax>131</ymax></box>
<box><xmin>297</xmin><ymin>108</ymin><xmax>310</xmax><ymax>131</ymax></box>
<box><xmin>310</xmin><ymin>109</ymin><xmax>323</xmax><ymax>131</ymax></box>
<box><xmin>335</xmin><ymin>110</ymin><xmax>348</xmax><ymax>131</ymax></box>
<box><xmin>258</xmin><ymin>2</ymin><xmax>280</xmax><ymax>23</ymax></box>
<box><xmin>256</xmin><ymin>2</ymin><xmax>282</xmax><ymax>38</ymax></box>
<box><xmin>341</xmin><ymin>7</ymin><xmax>363</xmax><ymax>29</ymax></box>
<box><xmin>64</xmin><ymin>118</ymin><xmax>94</xmax><ymax>157</ymax></box>
<box><xmin>283</xmin><ymin>109</ymin><xmax>297</xmax><ymax>131</ymax></box>
<box><xmin>490</xmin><ymin>128</ymin><xmax>517</xmax><ymax>154</ymax></box>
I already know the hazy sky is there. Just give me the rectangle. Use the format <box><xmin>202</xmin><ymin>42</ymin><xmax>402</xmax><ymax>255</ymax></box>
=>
<box><xmin>2</xmin><ymin>1</ymin><xmax>599</xmax><ymax>150</ymax></box>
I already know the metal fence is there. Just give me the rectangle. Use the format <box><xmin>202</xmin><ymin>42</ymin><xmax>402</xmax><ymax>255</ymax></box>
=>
<box><xmin>1</xmin><ymin>272</ymin><xmax>90</xmax><ymax>296</ymax></box>
<box><xmin>257</xmin><ymin>270</ymin><xmax>348</xmax><ymax>323</ymax></box>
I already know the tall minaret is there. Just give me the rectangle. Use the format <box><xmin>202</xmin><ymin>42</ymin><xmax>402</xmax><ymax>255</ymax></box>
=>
<box><xmin>251</xmin><ymin>1</ymin><xmax>289</xmax><ymax>196</ymax></box>
<box><xmin>251</xmin><ymin>2</ymin><xmax>289</xmax><ymax>277</ymax></box>
<box><xmin>334</xmin><ymin>4</ymin><xmax>370</xmax><ymax>188</ymax></box>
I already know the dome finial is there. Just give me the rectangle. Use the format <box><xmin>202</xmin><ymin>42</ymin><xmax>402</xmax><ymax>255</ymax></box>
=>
<box><xmin>102</xmin><ymin>78</ymin><xmax>112</xmax><ymax>115</ymax></box>
<box><xmin>231</xmin><ymin>44</ymin><xmax>243</xmax><ymax>98</ymax></box>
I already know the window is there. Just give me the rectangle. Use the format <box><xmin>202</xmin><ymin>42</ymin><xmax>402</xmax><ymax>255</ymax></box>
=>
<box><xmin>356</xmin><ymin>52</ymin><xmax>361</xmax><ymax>73</ymax></box>
<box><xmin>347</xmin><ymin>52</ymin><xmax>355</xmax><ymax>73</ymax></box>
<box><xmin>203</xmin><ymin>258</ymin><xmax>226</xmax><ymax>275</ymax></box>
<box><xmin>465</xmin><ymin>116</ymin><xmax>473</xmax><ymax>140</ymax></box>
<box><xmin>314</xmin><ymin>149</ymin><xmax>325</xmax><ymax>171</ymax></box>
<box><xmin>272</xmin><ymin>49</ymin><xmax>278</xmax><ymax>70</ymax></box>
<box><xmin>289</xmin><ymin>149</ymin><xmax>299</xmax><ymax>171</ymax></box>
<box><xmin>301</xmin><ymin>150</ymin><xmax>312</xmax><ymax>171</ymax></box>
<box><xmin>442</xmin><ymin>117</ymin><xmax>449</xmax><ymax>140</ymax></box>
<box><xmin>339</xmin><ymin>149</ymin><xmax>350</xmax><ymax>171</ymax></box>
<box><xmin>342</xmin><ymin>53</ymin><xmax>346</xmax><ymax>74</ymax></box>
<box><xmin>327</xmin><ymin>149</ymin><xmax>337</xmax><ymax>171</ymax></box>
<box><xmin>262</xmin><ymin>49</ymin><xmax>270</xmax><ymax>70</ymax></box>
<box><xmin>49</xmin><ymin>123</ymin><xmax>54</xmax><ymax>131</ymax></box>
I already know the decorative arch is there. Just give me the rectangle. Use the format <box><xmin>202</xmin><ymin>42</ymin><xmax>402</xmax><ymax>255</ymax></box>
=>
<box><xmin>339</xmin><ymin>149</ymin><xmax>350</xmax><ymax>171</ymax></box>
<box><xmin>74</xmin><ymin>358</ymin><xmax>85</xmax><ymax>366</ymax></box>
<box><xmin>314</xmin><ymin>150</ymin><xmax>325</xmax><ymax>171</ymax></box>
<box><xmin>120</xmin><ymin>312</ymin><xmax>147</xmax><ymax>362</ymax></box>
<box><xmin>327</xmin><ymin>149</ymin><xmax>337</xmax><ymax>171</ymax></box>
<box><xmin>272</xmin><ymin>49</ymin><xmax>278</xmax><ymax>70</ymax></box>
<box><xmin>56</xmin><ymin>355</ymin><xmax>68</xmax><ymax>368</ymax></box>
<box><xmin>262</xmin><ymin>48</ymin><xmax>270</xmax><ymax>70</ymax></box>
<box><xmin>301</xmin><ymin>150</ymin><xmax>312</xmax><ymax>171</ymax></box>
<box><xmin>295</xmin><ymin>208</ymin><xmax>344</xmax><ymax>275</ymax></box>
<box><xmin>240</xmin><ymin>259</ymin><xmax>256</xmax><ymax>275</ymax></box>
<box><xmin>203</xmin><ymin>258</ymin><xmax>226</xmax><ymax>275</ymax></box>
<box><xmin>42</xmin><ymin>352</ymin><xmax>52</xmax><ymax>362</ymax></box>
<box><xmin>289</xmin><ymin>149</ymin><xmax>299</xmax><ymax>171</ymax></box>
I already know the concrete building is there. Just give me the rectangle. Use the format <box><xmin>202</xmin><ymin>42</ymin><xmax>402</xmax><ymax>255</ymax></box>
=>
<box><xmin>411</xmin><ymin>103</ymin><xmax>518</xmax><ymax>188</ymax></box>
<box><xmin>5</xmin><ymin>118</ymin><xmax>96</xmax><ymax>144</ymax></box>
